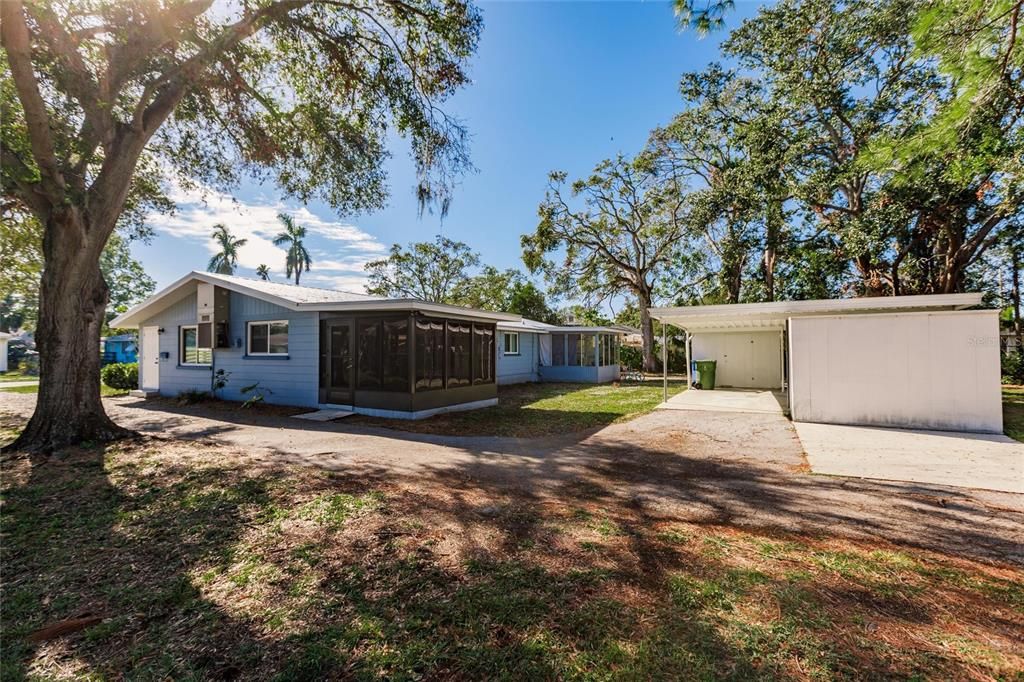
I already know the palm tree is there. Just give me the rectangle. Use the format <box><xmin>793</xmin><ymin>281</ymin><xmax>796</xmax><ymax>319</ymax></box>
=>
<box><xmin>208</xmin><ymin>223</ymin><xmax>247</xmax><ymax>275</ymax></box>
<box><xmin>272</xmin><ymin>213</ymin><xmax>312</xmax><ymax>285</ymax></box>
<box><xmin>255</xmin><ymin>264</ymin><xmax>271</xmax><ymax>281</ymax></box>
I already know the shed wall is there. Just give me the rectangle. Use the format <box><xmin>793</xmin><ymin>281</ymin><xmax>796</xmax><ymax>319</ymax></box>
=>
<box><xmin>789</xmin><ymin>310</ymin><xmax>1003</xmax><ymax>433</ymax></box>
<box><xmin>691</xmin><ymin>331</ymin><xmax>782</xmax><ymax>389</ymax></box>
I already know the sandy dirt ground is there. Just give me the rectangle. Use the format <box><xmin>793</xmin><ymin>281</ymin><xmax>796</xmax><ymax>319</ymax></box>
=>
<box><xmin>2</xmin><ymin>391</ymin><xmax>1022</xmax><ymax>565</ymax></box>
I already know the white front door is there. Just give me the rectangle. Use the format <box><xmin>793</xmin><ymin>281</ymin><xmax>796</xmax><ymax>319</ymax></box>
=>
<box><xmin>141</xmin><ymin>326</ymin><xmax>160</xmax><ymax>390</ymax></box>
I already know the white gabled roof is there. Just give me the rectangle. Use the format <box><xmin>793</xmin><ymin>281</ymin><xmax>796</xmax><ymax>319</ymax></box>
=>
<box><xmin>496</xmin><ymin>317</ymin><xmax>558</xmax><ymax>333</ymax></box>
<box><xmin>495</xmin><ymin>318</ymin><xmax>638</xmax><ymax>335</ymax></box>
<box><xmin>110</xmin><ymin>271</ymin><xmax>521</xmax><ymax>328</ymax></box>
<box><xmin>649</xmin><ymin>293</ymin><xmax>986</xmax><ymax>332</ymax></box>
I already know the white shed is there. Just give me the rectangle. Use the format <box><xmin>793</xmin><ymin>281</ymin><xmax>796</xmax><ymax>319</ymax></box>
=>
<box><xmin>649</xmin><ymin>294</ymin><xmax>1003</xmax><ymax>434</ymax></box>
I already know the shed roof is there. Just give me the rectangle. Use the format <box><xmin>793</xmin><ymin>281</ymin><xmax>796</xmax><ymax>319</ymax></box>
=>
<box><xmin>648</xmin><ymin>293</ymin><xmax>985</xmax><ymax>332</ymax></box>
<box><xmin>110</xmin><ymin>271</ymin><xmax>521</xmax><ymax>328</ymax></box>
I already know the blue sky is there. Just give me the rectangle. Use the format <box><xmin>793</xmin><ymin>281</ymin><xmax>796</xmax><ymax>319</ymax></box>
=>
<box><xmin>135</xmin><ymin>0</ymin><xmax>767</xmax><ymax>310</ymax></box>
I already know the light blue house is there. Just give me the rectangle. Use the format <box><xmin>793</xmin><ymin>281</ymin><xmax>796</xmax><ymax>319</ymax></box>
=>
<box><xmin>110</xmin><ymin>272</ymin><xmax>517</xmax><ymax>418</ymax></box>
<box><xmin>496</xmin><ymin>319</ymin><xmax>626</xmax><ymax>384</ymax></box>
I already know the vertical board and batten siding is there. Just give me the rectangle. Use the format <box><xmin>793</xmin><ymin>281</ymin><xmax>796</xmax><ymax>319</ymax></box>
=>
<box><xmin>691</xmin><ymin>331</ymin><xmax>783</xmax><ymax>389</ymax></box>
<box><xmin>138</xmin><ymin>291</ymin><xmax>319</xmax><ymax>407</ymax></box>
<box><xmin>497</xmin><ymin>331</ymin><xmax>540</xmax><ymax>384</ymax></box>
<box><xmin>789</xmin><ymin>310</ymin><xmax>1003</xmax><ymax>433</ymax></box>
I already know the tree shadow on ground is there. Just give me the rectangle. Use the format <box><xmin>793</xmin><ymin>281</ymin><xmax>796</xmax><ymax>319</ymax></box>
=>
<box><xmin>1</xmin><ymin>410</ymin><xmax>1022</xmax><ymax>680</ymax></box>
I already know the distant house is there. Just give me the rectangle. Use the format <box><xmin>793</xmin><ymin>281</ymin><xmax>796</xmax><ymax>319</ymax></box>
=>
<box><xmin>496</xmin><ymin>318</ymin><xmax>632</xmax><ymax>385</ymax></box>
<box><xmin>110</xmin><ymin>272</ymin><xmax>518</xmax><ymax>419</ymax></box>
<box><xmin>101</xmin><ymin>334</ymin><xmax>138</xmax><ymax>364</ymax></box>
<box><xmin>0</xmin><ymin>331</ymin><xmax>10</xmax><ymax>372</ymax></box>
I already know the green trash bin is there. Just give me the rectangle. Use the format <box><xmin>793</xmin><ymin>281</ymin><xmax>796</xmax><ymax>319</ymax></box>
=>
<box><xmin>695</xmin><ymin>360</ymin><xmax>717</xmax><ymax>390</ymax></box>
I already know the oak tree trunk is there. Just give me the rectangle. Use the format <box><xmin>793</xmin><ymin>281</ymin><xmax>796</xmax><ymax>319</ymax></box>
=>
<box><xmin>638</xmin><ymin>293</ymin><xmax>656</xmax><ymax>372</ymax></box>
<box><xmin>1013</xmin><ymin>245</ymin><xmax>1023</xmax><ymax>350</ymax></box>
<box><xmin>4</xmin><ymin>209</ymin><xmax>131</xmax><ymax>453</ymax></box>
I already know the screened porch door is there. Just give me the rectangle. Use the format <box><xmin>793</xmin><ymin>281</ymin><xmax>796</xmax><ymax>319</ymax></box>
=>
<box><xmin>320</xmin><ymin>319</ymin><xmax>355</xmax><ymax>405</ymax></box>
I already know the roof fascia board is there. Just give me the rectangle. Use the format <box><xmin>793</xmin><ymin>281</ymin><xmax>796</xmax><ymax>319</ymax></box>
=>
<box><xmin>649</xmin><ymin>293</ymin><xmax>985</xmax><ymax>323</ymax></box>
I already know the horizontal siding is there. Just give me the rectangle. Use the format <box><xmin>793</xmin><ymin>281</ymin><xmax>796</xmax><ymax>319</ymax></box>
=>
<box><xmin>497</xmin><ymin>331</ymin><xmax>540</xmax><ymax>384</ymax></box>
<box><xmin>138</xmin><ymin>291</ymin><xmax>319</xmax><ymax>407</ymax></box>
<box><xmin>539</xmin><ymin>365</ymin><xmax>602</xmax><ymax>383</ymax></box>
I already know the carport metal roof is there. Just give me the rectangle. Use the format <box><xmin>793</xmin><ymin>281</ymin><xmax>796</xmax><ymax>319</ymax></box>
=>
<box><xmin>648</xmin><ymin>293</ymin><xmax>984</xmax><ymax>332</ymax></box>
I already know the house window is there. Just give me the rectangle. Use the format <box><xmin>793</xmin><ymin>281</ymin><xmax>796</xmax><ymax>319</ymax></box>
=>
<box><xmin>180</xmin><ymin>325</ymin><xmax>211</xmax><ymax>365</ymax></box>
<box><xmin>415</xmin><ymin>318</ymin><xmax>445</xmax><ymax>391</ymax></box>
<box><xmin>552</xmin><ymin>333</ymin><xmax>565</xmax><ymax>366</ymax></box>
<box><xmin>503</xmin><ymin>332</ymin><xmax>520</xmax><ymax>356</ymax></box>
<box><xmin>247</xmin><ymin>320</ymin><xmax>289</xmax><ymax>355</ymax></box>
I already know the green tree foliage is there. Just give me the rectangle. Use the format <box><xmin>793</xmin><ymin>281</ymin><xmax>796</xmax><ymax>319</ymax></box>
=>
<box><xmin>207</xmin><ymin>224</ymin><xmax>248</xmax><ymax>275</ymax></box>
<box><xmin>650</xmin><ymin>0</ymin><xmax>1021</xmax><ymax>306</ymax></box>
<box><xmin>273</xmin><ymin>214</ymin><xmax>312</xmax><ymax>285</ymax></box>
<box><xmin>900</xmin><ymin>0</ymin><xmax>1023</xmax><ymax>163</ymax></box>
<box><xmin>255</xmin><ymin>264</ymin><xmax>271</xmax><ymax>281</ymax></box>
<box><xmin>459</xmin><ymin>266</ymin><xmax>558</xmax><ymax>322</ymax></box>
<box><xmin>673</xmin><ymin>0</ymin><xmax>734</xmax><ymax>34</ymax></box>
<box><xmin>364</xmin><ymin>236</ymin><xmax>557</xmax><ymax>319</ymax></box>
<box><xmin>506</xmin><ymin>281</ymin><xmax>559</xmax><ymax>324</ymax></box>
<box><xmin>101</xmin><ymin>233</ymin><xmax>156</xmax><ymax>334</ymax></box>
<box><xmin>0</xmin><ymin>206</ymin><xmax>42</xmax><ymax>329</ymax></box>
<box><xmin>1</xmin><ymin>0</ymin><xmax>481</xmax><ymax>451</ymax></box>
<box><xmin>0</xmin><ymin>211</ymin><xmax>154</xmax><ymax>334</ymax></box>
<box><xmin>524</xmin><ymin>155</ymin><xmax>689</xmax><ymax>371</ymax></box>
<box><xmin>365</xmin><ymin>235</ymin><xmax>480</xmax><ymax>303</ymax></box>
<box><xmin>721</xmin><ymin>0</ymin><xmax>1019</xmax><ymax>296</ymax></box>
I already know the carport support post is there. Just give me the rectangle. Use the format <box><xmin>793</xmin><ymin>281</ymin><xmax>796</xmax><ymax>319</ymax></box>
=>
<box><xmin>686</xmin><ymin>332</ymin><xmax>693</xmax><ymax>389</ymax></box>
<box><xmin>661</xmin><ymin>321</ymin><xmax>668</xmax><ymax>403</ymax></box>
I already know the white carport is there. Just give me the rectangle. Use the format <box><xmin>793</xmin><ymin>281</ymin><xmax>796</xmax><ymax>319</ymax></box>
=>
<box><xmin>649</xmin><ymin>294</ymin><xmax>1004</xmax><ymax>434</ymax></box>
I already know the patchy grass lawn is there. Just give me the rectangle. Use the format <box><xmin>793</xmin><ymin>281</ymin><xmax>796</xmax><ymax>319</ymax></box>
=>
<box><xmin>1004</xmin><ymin>386</ymin><xmax>1024</xmax><ymax>442</ymax></box>
<box><xmin>357</xmin><ymin>381</ymin><xmax>687</xmax><ymax>437</ymax></box>
<box><xmin>1</xmin><ymin>417</ymin><xmax>1020</xmax><ymax>680</ymax></box>
<box><xmin>0</xmin><ymin>383</ymin><xmax>127</xmax><ymax>397</ymax></box>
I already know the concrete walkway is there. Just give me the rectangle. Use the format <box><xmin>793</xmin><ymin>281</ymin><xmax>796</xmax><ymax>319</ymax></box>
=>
<box><xmin>658</xmin><ymin>387</ymin><xmax>789</xmax><ymax>416</ymax></box>
<box><xmin>796</xmin><ymin>422</ymin><xmax>1024</xmax><ymax>494</ymax></box>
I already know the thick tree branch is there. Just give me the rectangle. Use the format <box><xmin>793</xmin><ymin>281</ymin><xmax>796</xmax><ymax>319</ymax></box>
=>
<box><xmin>1</xmin><ymin>0</ymin><xmax>65</xmax><ymax>200</ymax></box>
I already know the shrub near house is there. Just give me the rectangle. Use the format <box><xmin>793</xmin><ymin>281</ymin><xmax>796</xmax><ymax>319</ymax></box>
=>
<box><xmin>100</xmin><ymin>363</ymin><xmax>138</xmax><ymax>391</ymax></box>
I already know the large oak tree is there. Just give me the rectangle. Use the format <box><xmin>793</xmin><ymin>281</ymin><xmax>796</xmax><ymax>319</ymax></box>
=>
<box><xmin>523</xmin><ymin>155</ymin><xmax>689</xmax><ymax>371</ymax></box>
<box><xmin>1</xmin><ymin>0</ymin><xmax>481</xmax><ymax>452</ymax></box>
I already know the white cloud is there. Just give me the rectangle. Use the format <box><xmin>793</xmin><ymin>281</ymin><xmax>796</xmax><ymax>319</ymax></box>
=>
<box><xmin>148</xmin><ymin>180</ymin><xmax>387</xmax><ymax>291</ymax></box>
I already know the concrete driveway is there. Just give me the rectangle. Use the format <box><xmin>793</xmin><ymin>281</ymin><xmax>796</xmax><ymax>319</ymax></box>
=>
<box><xmin>795</xmin><ymin>422</ymin><xmax>1024</xmax><ymax>494</ymax></box>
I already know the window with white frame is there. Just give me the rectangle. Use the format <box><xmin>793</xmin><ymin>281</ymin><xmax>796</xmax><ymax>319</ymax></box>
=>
<box><xmin>248</xmin><ymin>320</ymin><xmax>289</xmax><ymax>355</ymax></box>
<box><xmin>180</xmin><ymin>325</ymin><xmax>212</xmax><ymax>365</ymax></box>
<box><xmin>503</xmin><ymin>331</ymin><xmax>520</xmax><ymax>355</ymax></box>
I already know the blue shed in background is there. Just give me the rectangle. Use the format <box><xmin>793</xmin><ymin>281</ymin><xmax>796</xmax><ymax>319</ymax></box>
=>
<box><xmin>102</xmin><ymin>334</ymin><xmax>138</xmax><ymax>364</ymax></box>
